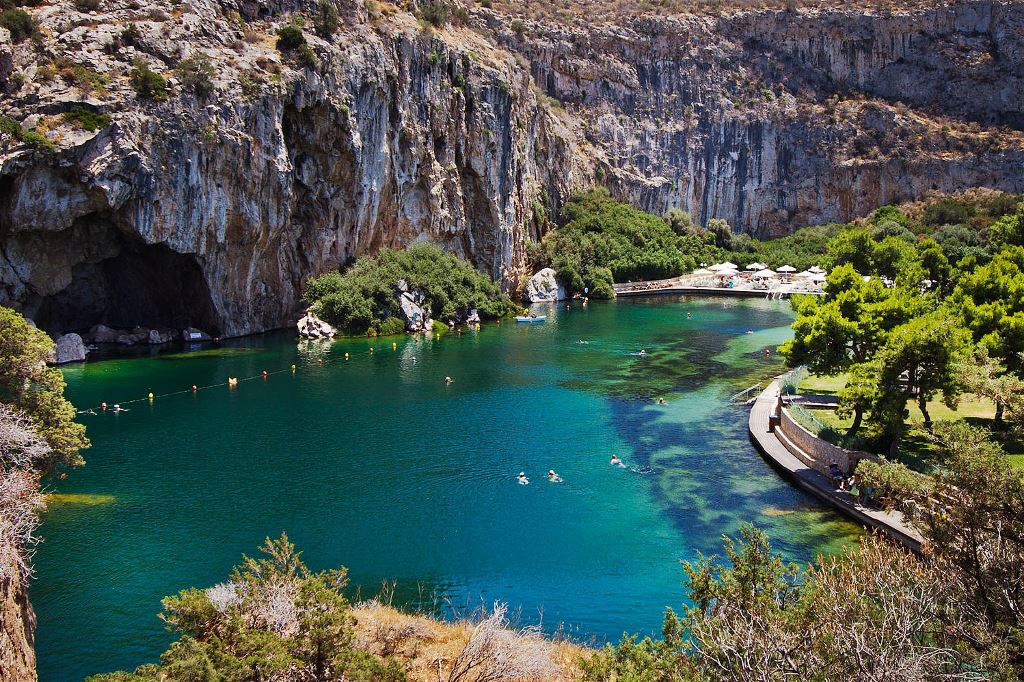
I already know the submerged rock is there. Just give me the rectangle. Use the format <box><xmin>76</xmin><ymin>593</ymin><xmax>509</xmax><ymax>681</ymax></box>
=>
<box><xmin>51</xmin><ymin>333</ymin><xmax>87</xmax><ymax>364</ymax></box>
<box><xmin>525</xmin><ymin>269</ymin><xmax>566</xmax><ymax>303</ymax></box>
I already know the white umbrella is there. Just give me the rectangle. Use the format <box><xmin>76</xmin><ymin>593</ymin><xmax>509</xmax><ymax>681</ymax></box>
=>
<box><xmin>795</xmin><ymin>270</ymin><xmax>815</xmax><ymax>278</ymax></box>
<box><xmin>691</xmin><ymin>268</ymin><xmax>714</xmax><ymax>276</ymax></box>
<box><xmin>752</xmin><ymin>268</ymin><xmax>777</xmax><ymax>279</ymax></box>
<box><xmin>746</xmin><ymin>262</ymin><xmax>767</xmax><ymax>271</ymax></box>
<box><xmin>808</xmin><ymin>265</ymin><xmax>825</xmax><ymax>274</ymax></box>
<box><xmin>808</xmin><ymin>272</ymin><xmax>827</xmax><ymax>283</ymax></box>
<box><xmin>777</xmin><ymin>265</ymin><xmax>796</xmax><ymax>273</ymax></box>
<box><xmin>720</xmin><ymin>261</ymin><xmax>737</xmax><ymax>270</ymax></box>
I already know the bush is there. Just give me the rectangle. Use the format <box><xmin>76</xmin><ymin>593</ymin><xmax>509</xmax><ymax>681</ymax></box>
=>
<box><xmin>0</xmin><ymin>115</ymin><xmax>23</xmax><ymax>140</ymax></box>
<box><xmin>87</xmin><ymin>535</ymin><xmax>408</xmax><ymax>682</ymax></box>
<box><xmin>418</xmin><ymin>0</ymin><xmax>449</xmax><ymax>27</ymax></box>
<box><xmin>73</xmin><ymin>0</ymin><xmax>100</xmax><ymax>10</ymax></box>
<box><xmin>129</xmin><ymin>59</ymin><xmax>169</xmax><ymax>100</ymax></box>
<box><xmin>534</xmin><ymin>188</ymin><xmax>717</xmax><ymax>296</ymax></box>
<box><xmin>855</xmin><ymin>458</ymin><xmax>931</xmax><ymax>511</ymax></box>
<box><xmin>0</xmin><ymin>8</ymin><xmax>37</xmax><ymax>42</ymax></box>
<box><xmin>276</xmin><ymin>24</ymin><xmax>306</xmax><ymax>50</ymax></box>
<box><xmin>174</xmin><ymin>54</ymin><xmax>215</xmax><ymax>98</ymax></box>
<box><xmin>297</xmin><ymin>43</ymin><xmax>317</xmax><ymax>68</ymax></box>
<box><xmin>923</xmin><ymin>198</ymin><xmax>976</xmax><ymax>227</ymax></box>
<box><xmin>61</xmin><ymin>107</ymin><xmax>112</xmax><ymax>132</ymax></box>
<box><xmin>304</xmin><ymin>243</ymin><xmax>518</xmax><ymax>334</ymax></box>
<box><xmin>378</xmin><ymin>317</ymin><xmax>407</xmax><ymax>337</ymax></box>
<box><xmin>21</xmin><ymin>129</ymin><xmax>54</xmax><ymax>151</ymax></box>
<box><xmin>314</xmin><ymin>0</ymin><xmax>338</xmax><ymax>37</ymax></box>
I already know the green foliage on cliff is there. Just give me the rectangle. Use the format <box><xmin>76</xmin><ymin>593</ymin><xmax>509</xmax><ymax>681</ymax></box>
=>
<box><xmin>61</xmin><ymin>107</ymin><xmax>112</xmax><ymax>132</ymax></box>
<box><xmin>0</xmin><ymin>8</ymin><xmax>37</xmax><ymax>43</ymax></box>
<box><xmin>174</xmin><ymin>55</ymin><xmax>216</xmax><ymax>98</ymax></box>
<box><xmin>0</xmin><ymin>307</ymin><xmax>89</xmax><ymax>470</ymax></box>
<box><xmin>129</xmin><ymin>59</ymin><xmax>169</xmax><ymax>101</ymax></box>
<box><xmin>86</xmin><ymin>534</ymin><xmax>407</xmax><ymax>682</ymax></box>
<box><xmin>531</xmin><ymin>189</ymin><xmax>717</xmax><ymax>297</ymax></box>
<box><xmin>305</xmin><ymin>243</ymin><xmax>519</xmax><ymax>335</ymax></box>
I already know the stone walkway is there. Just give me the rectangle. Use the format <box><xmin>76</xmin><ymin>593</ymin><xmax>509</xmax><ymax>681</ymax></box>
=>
<box><xmin>749</xmin><ymin>379</ymin><xmax>924</xmax><ymax>552</ymax></box>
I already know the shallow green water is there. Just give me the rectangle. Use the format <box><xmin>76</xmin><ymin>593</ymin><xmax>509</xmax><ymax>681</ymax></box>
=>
<box><xmin>33</xmin><ymin>296</ymin><xmax>861</xmax><ymax>680</ymax></box>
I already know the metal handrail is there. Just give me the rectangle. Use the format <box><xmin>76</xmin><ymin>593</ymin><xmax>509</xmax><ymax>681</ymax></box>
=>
<box><xmin>729</xmin><ymin>382</ymin><xmax>762</xmax><ymax>403</ymax></box>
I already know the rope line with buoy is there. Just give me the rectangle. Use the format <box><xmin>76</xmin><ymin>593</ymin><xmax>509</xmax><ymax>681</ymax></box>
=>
<box><xmin>76</xmin><ymin>338</ymin><xmax>424</xmax><ymax>416</ymax></box>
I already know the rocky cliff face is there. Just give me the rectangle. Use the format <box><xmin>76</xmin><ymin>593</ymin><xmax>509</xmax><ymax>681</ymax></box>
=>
<box><xmin>1</xmin><ymin>0</ymin><xmax>1022</xmax><ymax>338</ymax></box>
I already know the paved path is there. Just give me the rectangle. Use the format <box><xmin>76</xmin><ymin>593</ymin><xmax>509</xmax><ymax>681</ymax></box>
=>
<box><xmin>749</xmin><ymin>379</ymin><xmax>924</xmax><ymax>552</ymax></box>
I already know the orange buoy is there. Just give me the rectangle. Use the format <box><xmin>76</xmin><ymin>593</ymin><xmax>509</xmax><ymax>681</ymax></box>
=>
<box><xmin>318</xmin><ymin>358</ymin><xmax>324</xmax><ymax>365</ymax></box>
<box><xmin>369</xmin><ymin>347</ymin><xmax>374</xmax><ymax>354</ymax></box>
<box><xmin>262</xmin><ymin>370</ymin><xmax>268</xmax><ymax>377</ymax></box>
<box><xmin>101</xmin><ymin>402</ymin><xmax>107</xmax><ymax>410</ymax></box>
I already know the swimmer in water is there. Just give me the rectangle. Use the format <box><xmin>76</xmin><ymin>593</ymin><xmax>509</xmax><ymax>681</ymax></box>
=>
<box><xmin>548</xmin><ymin>469</ymin><xmax>563</xmax><ymax>483</ymax></box>
<box><xmin>638</xmin><ymin>349</ymin><xmax>647</xmax><ymax>356</ymax></box>
<box><xmin>578</xmin><ymin>339</ymin><xmax>588</xmax><ymax>345</ymax></box>
<box><xmin>112</xmin><ymin>404</ymin><xmax>127</xmax><ymax>413</ymax></box>
<box><xmin>78</xmin><ymin>409</ymin><xmax>97</xmax><ymax>415</ymax></box>
<box><xmin>517</xmin><ymin>471</ymin><xmax>530</xmax><ymax>485</ymax></box>
<box><xmin>444</xmin><ymin>376</ymin><xmax>453</xmax><ymax>385</ymax></box>
<box><xmin>746</xmin><ymin>329</ymin><xmax>754</xmax><ymax>334</ymax></box>
<box><xmin>658</xmin><ymin>398</ymin><xmax>666</xmax><ymax>405</ymax></box>
<box><xmin>610</xmin><ymin>454</ymin><xmax>624</xmax><ymax>467</ymax></box>
<box><xmin>687</xmin><ymin>312</ymin><xmax>692</xmax><ymax>319</ymax></box>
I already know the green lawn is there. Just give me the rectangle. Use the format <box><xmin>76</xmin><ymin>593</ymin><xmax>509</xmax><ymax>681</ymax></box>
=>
<box><xmin>796</xmin><ymin>373</ymin><xmax>1022</xmax><ymax>467</ymax></box>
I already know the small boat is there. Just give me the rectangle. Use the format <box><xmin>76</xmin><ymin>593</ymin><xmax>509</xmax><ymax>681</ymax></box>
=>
<box><xmin>515</xmin><ymin>315</ymin><xmax>546</xmax><ymax>323</ymax></box>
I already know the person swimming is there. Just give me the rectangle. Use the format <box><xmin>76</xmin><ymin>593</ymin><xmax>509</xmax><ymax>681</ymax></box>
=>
<box><xmin>578</xmin><ymin>339</ymin><xmax>588</xmax><ymax>345</ymax></box>
<box><xmin>687</xmin><ymin>312</ymin><xmax>692</xmax><ymax>319</ymax></box>
<box><xmin>112</xmin><ymin>404</ymin><xmax>127</xmax><ymax>413</ymax></box>
<box><xmin>548</xmin><ymin>469</ymin><xmax>563</xmax><ymax>483</ymax></box>
<box><xmin>746</xmin><ymin>329</ymin><xmax>754</xmax><ymax>334</ymax></box>
<box><xmin>444</xmin><ymin>376</ymin><xmax>453</xmax><ymax>385</ymax></box>
<box><xmin>610</xmin><ymin>454</ymin><xmax>624</xmax><ymax>467</ymax></box>
<box><xmin>517</xmin><ymin>471</ymin><xmax>530</xmax><ymax>485</ymax></box>
<box><xmin>638</xmin><ymin>349</ymin><xmax>647</xmax><ymax>356</ymax></box>
<box><xmin>658</xmin><ymin>398</ymin><xmax>666</xmax><ymax>405</ymax></box>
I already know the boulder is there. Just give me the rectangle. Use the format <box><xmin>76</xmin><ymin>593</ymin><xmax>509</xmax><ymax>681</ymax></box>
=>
<box><xmin>147</xmin><ymin>329</ymin><xmax>174</xmax><ymax>344</ymax></box>
<box><xmin>116</xmin><ymin>334</ymin><xmax>136</xmax><ymax>346</ymax></box>
<box><xmin>88</xmin><ymin>324</ymin><xmax>120</xmax><ymax>343</ymax></box>
<box><xmin>52</xmin><ymin>333</ymin><xmax>87</xmax><ymax>364</ymax></box>
<box><xmin>297</xmin><ymin>312</ymin><xmax>337</xmax><ymax>339</ymax></box>
<box><xmin>182</xmin><ymin>327</ymin><xmax>212</xmax><ymax>342</ymax></box>
<box><xmin>395</xmin><ymin>284</ymin><xmax>432</xmax><ymax>332</ymax></box>
<box><xmin>466</xmin><ymin>309</ymin><xmax>481</xmax><ymax>324</ymax></box>
<box><xmin>525</xmin><ymin>268</ymin><xmax>565</xmax><ymax>303</ymax></box>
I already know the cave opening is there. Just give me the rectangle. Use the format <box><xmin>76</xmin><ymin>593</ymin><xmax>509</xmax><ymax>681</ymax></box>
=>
<box><xmin>33</xmin><ymin>239</ymin><xmax>221</xmax><ymax>337</ymax></box>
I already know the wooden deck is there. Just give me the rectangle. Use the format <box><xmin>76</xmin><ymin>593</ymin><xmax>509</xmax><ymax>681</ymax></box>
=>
<box><xmin>748</xmin><ymin>379</ymin><xmax>924</xmax><ymax>552</ymax></box>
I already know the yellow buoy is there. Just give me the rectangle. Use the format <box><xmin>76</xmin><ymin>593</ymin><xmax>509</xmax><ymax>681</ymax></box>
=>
<box><xmin>291</xmin><ymin>364</ymin><xmax>296</xmax><ymax>372</ymax></box>
<box><xmin>344</xmin><ymin>352</ymin><xmax>350</xmax><ymax>360</ymax></box>
<box><xmin>148</xmin><ymin>392</ymin><xmax>154</xmax><ymax>400</ymax></box>
<box><xmin>392</xmin><ymin>342</ymin><xmax>397</xmax><ymax>349</ymax></box>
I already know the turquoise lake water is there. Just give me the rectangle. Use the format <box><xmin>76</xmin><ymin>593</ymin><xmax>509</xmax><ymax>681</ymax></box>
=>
<box><xmin>33</xmin><ymin>296</ymin><xmax>861</xmax><ymax>680</ymax></box>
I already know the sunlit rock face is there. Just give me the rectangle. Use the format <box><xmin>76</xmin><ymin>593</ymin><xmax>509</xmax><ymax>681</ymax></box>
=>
<box><xmin>1</xmin><ymin>0</ymin><xmax>1022</xmax><ymax>336</ymax></box>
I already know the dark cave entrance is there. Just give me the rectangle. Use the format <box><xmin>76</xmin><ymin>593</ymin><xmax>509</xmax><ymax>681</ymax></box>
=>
<box><xmin>33</xmin><ymin>240</ymin><xmax>221</xmax><ymax>337</ymax></box>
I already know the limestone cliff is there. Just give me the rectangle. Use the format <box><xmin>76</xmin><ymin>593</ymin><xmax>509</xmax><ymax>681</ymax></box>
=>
<box><xmin>0</xmin><ymin>0</ymin><xmax>1022</xmax><ymax>338</ymax></box>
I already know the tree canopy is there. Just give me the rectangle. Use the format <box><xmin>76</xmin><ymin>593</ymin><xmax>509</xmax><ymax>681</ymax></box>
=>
<box><xmin>0</xmin><ymin>306</ymin><xmax>88</xmax><ymax>470</ymax></box>
<box><xmin>304</xmin><ymin>243</ymin><xmax>519</xmax><ymax>335</ymax></box>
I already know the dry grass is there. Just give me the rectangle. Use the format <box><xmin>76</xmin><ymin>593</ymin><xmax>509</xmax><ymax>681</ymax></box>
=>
<box><xmin>352</xmin><ymin>601</ymin><xmax>590</xmax><ymax>681</ymax></box>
